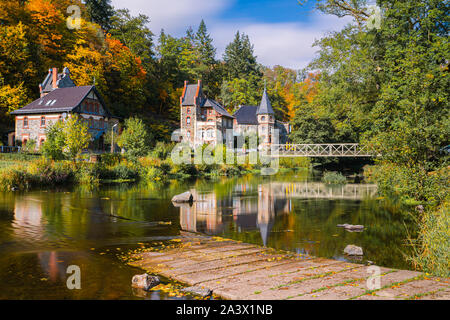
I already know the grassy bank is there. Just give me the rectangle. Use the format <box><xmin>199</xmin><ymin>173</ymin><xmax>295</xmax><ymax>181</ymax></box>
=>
<box><xmin>364</xmin><ymin>162</ymin><xmax>449</xmax><ymax>277</ymax></box>
<box><xmin>0</xmin><ymin>147</ymin><xmax>311</xmax><ymax>191</ymax></box>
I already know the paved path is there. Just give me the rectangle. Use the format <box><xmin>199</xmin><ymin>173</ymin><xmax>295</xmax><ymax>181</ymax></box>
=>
<box><xmin>128</xmin><ymin>232</ymin><xmax>449</xmax><ymax>300</ymax></box>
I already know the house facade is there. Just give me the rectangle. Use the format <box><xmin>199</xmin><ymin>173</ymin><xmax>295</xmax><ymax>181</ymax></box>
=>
<box><xmin>180</xmin><ymin>80</ymin><xmax>290</xmax><ymax>148</ymax></box>
<box><xmin>10</xmin><ymin>67</ymin><xmax>118</xmax><ymax>150</ymax></box>
<box><xmin>180</xmin><ymin>80</ymin><xmax>235</xmax><ymax>147</ymax></box>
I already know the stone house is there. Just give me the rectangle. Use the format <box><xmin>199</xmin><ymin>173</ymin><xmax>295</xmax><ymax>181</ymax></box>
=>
<box><xmin>10</xmin><ymin>67</ymin><xmax>119</xmax><ymax>150</ymax></box>
<box><xmin>180</xmin><ymin>80</ymin><xmax>235</xmax><ymax>147</ymax></box>
<box><xmin>179</xmin><ymin>80</ymin><xmax>290</xmax><ymax>147</ymax></box>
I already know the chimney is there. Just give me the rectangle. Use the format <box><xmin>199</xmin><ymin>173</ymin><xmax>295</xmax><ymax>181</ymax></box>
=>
<box><xmin>180</xmin><ymin>80</ymin><xmax>188</xmax><ymax>105</ymax></box>
<box><xmin>194</xmin><ymin>80</ymin><xmax>202</xmax><ymax>106</ymax></box>
<box><xmin>52</xmin><ymin>68</ymin><xmax>58</xmax><ymax>89</ymax></box>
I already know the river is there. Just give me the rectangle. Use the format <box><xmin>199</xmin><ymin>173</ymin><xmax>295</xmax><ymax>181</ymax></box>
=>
<box><xmin>0</xmin><ymin>171</ymin><xmax>418</xmax><ymax>299</ymax></box>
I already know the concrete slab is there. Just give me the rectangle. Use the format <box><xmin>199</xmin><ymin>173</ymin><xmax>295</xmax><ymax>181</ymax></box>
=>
<box><xmin>126</xmin><ymin>233</ymin><xmax>449</xmax><ymax>300</ymax></box>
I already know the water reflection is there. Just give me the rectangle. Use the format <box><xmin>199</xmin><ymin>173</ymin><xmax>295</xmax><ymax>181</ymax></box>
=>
<box><xmin>0</xmin><ymin>176</ymin><xmax>416</xmax><ymax>299</ymax></box>
<box><xmin>179</xmin><ymin>182</ymin><xmax>378</xmax><ymax>246</ymax></box>
<box><xmin>177</xmin><ymin>181</ymin><xmax>414</xmax><ymax>269</ymax></box>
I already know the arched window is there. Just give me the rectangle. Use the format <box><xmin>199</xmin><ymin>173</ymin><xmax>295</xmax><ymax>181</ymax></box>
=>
<box><xmin>187</xmin><ymin>108</ymin><xmax>191</xmax><ymax>114</ymax></box>
<box><xmin>186</xmin><ymin>116</ymin><xmax>191</xmax><ymax>125</ymax></box>
<box><xmin>261</xmin><ymin>116</ymin><xmax>266</xmax><ymax>121</ymax></box>
<box><xmin>23</xmin><ymin>117</ymin><xmax>28</xmax><ymax>127</ymax></box>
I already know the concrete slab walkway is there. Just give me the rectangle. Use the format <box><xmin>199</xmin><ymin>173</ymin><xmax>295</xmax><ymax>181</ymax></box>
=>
<box><xmin>128</xmin><ymin>232</ymin><xmax>449</xmax><ymax>300</ymax></box>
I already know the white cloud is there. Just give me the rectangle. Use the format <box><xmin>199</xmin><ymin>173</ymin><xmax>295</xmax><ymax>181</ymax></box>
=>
<box><xmin>111</xmin><ymin>0</ymin><xmax>233</xmax><ymax>34</ymax></box>
<box><xmin>212</xmin><ymin>14</ymin><xmax>352</xmax><ymax>70</ymax></box>
<box><xmin>110</xmin><ymin>1</ymin><xmax>352</xmax><ymax>70</ymax></box>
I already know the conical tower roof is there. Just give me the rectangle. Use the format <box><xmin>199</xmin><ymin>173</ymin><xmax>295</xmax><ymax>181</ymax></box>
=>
<box><xmin>256</xmin><ymin>86</ymin><xmax>274</xmax><ymax>115</ymax></box>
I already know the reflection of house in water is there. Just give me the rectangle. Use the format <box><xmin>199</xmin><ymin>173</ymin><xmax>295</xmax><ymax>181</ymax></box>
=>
<box><xmin>179</xmin><ymin>190</ymin><xmax>229</xmax><ymax>234</ymax></box>
<box><xmin>13</xmin><ymin>197</ymin><xmax>68</xmax><ymax>282</ymax></box>
<box><xmin>13</xmin><ymin>197</ymin><xmax>44</xmax><ymax>241</ymax></box>
<box><xmin>179</xmin><ymin>184</ymin><xmax>291</xmax><ymax>246</ymax></box>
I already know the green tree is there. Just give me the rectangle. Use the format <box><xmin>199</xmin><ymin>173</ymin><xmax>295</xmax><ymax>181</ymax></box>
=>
<box><xmin>109</xmin><ymin>9</ymin><xmax>154</xmax><ymax>63</ymax></box>
<box><xmin>223</xmin><ymin>31</ymin><xmax>261</xmax><ymax>80</ymax></box>
<box><xmin>62</xmin><ymin>115</ymin><xmax>91</xmax><ymax>161</ymax></box>
<box><xmin>118</xmin><ymin>117</ymin><xmax>152</xmax><ymax>159</ymax></box>
<box><xmin>84</xmin><ymin>0</ymin><xmax>115</xmax><ymax>31</ymax></box>
<box><xmin>195</xmin><ymin>19</ymin><xmax>216</xmax><ymax>66</ymax></box>
<box><xmin>41</xmin><ymin>120</ymin><xmax>66</xmax><ymax>160</ymax></box>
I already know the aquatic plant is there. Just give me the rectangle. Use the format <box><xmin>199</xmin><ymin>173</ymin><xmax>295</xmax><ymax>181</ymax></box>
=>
<box><xmin>322</xmin><ymin>171</ymin><xmax>347</xmax><ymax>185</ymax></box>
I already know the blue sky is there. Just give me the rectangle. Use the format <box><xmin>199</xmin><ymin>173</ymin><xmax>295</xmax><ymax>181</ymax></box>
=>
<box><xmin>110</xmin><ymin>0</ymin><xmax>352</xmax><ymax>69</ymax></box>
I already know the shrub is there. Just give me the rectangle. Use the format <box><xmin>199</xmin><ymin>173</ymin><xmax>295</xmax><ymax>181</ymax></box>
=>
<box><xmin>101</xmin><ymin>153</ymin><xmax>121</xmax><ymax>166</ymax></box>
<box><xmin>41</xmin><ymin>121</ymin><xmax>66</xmax><ymax>160</ymax></box>
<box><xmin>322</xmin><ymin>171</ymin><xmax>347</xmax><ymax>185</ymax></box>
<box><xmin>151</xmin><ymin>141</ymin><xmax>174</xmax><ymax>160</ymax></box>
<box><xmin>146</xmin><ymin>166</ymin><xmax>164</xmax><ymax>181</ymax></box>
<box><xmin>279</xmin><ymin>157</ymin><xmax>311</xmax><ymax>169</ymax></box>
<box><xmin>409</xmin><ymin>202</ymin><xmax>450</xmax><ymax>277</ymax></box>
<box><xmin>112</xmin><ymin>164</ymin><xmax>138</xmax><ymax>180</ymax></box>
<box><xmin>22</xmin><ymin>139</ymin><xmax>37</xmax><ymax>153</ymax></box>
<box><xmin>171</xmin><ymin>163</ymin><xmax>197</xmax><ymax>177</ymax></box>
<box><xmin>364</xmin><ymin>163</ymin><xmax>449</xmax><ymax>202</ymax></box>
<box><xmin>0</xmin><ymin>167</ymin><xmax>33</xmax><ymax>191</ymax></box>
<box><xmin>118</xmin><ymin>117</ymin><xmax>152</xmax><ymax>160</ymax></box>
<box><xmin>74</xmin><ymin>164</ymin><xmax>100</xmax><ymax>186</ymax></box>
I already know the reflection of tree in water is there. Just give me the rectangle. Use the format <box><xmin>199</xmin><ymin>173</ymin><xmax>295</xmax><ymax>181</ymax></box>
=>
<box><xmin>178</xmin><ymin>179</ymin><xmax>417</xmax><ymax>270</ymax></box>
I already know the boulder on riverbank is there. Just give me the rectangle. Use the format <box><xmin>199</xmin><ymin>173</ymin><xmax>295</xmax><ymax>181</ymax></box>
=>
<box><xmin>337</xmin><ymin>224</ymin><xmax>364</xmax><ymax>232</ymax></box>
<box><xmin>171</xmin><ymin>191</ymin><xmax>194</xmax><ymax>203</ymax></box>
<box><xmin>181</xmin><ymin>286</ymin><xmax>212</xmax><ymax>297</ymax></box>
<box><xmin>131</xmin><ymin>273</ymin><xmax>160</xmax><ymax>291</ymax></box>
<box><xmin>344</xmin><ymin>245</ymin><xmax>363</xmax><ymax>256</ymax></box>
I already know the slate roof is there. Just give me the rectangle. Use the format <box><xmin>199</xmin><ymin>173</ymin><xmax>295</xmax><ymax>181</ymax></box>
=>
<box><xmin>233</xmin><ymin>105</ymin><xmax>258</xmax><ymax>125</ymax></box>
<box><xmin>256</xmin><ymin>87</ymin><xmax>274</xmax><ymax>115</ymax></box>
<box><xmin>181</xmin><ymin>83</ymin><xmax>205</xmax><ymax>106</ymax></box>
<box><xmin>10</xmin><ymin>86</ymin><xmax>113</xmax><ymax>116</ymax></box>
<box><xmin>41</xmin><ymin>67</ymin><xmax>76</xmax><ymax>93</ymax></box>
<box><xmin>204</xmin><ymin>98</ymin><xmax>234</xmax><ymax>118</ymax></box>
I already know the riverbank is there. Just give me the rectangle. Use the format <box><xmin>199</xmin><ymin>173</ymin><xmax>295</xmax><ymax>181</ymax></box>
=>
<box><xmin>125</xmin><ymin>232</ymin><xmax>449</xmax><ymax>300</ymax></box>
<box><xmin>0</xmin><ymin>152</ymin><xmax>311</xmax><ymax>191</ymax></box>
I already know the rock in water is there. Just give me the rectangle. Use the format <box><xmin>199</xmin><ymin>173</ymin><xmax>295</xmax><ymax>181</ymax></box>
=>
<box><xmin>337</xmin><ymin>224</ymin><xmax>364</xmax><ymax>231</ymax></box>
<box><xmin>131</xmin><ymin>273</ymin><xmax>160</xmax><ymax>291</ymax></box>
<box><xmin>344</xmin><ymin>245</ymin><xmax>363</xmax><ymax>256</ymax></box>
<box><xmin>171</xmin><ymin>191</ymin><xmax>193</xmax><ymax>203</ymax></box>
<box><xmin>181</xmin><ymin>286</ymin><xmax>212</xmax><ymax>297</ymax></box>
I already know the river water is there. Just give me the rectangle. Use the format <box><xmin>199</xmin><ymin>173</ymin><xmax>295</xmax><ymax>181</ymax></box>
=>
<box><xmin>0</xmin><ymin>171</ymin><xmax>418</xmax><ymax>299</ymax></box>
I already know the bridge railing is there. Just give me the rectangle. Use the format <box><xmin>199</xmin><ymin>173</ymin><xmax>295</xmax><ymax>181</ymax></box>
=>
<box><xmin>264</xmin><ymin>143</ymin><xmax>374</xmax><ymax>157</ymax></box>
